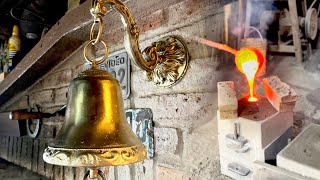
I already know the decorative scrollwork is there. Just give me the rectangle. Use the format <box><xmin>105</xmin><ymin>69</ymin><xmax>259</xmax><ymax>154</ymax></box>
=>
<box><xmin>43</xmin><ymin>145</ymin><xmax>146</xmax><ymax>167</ymax></box>
<box><xmin>92</xmin><ymin>0</ymin><xmax>190</xmax><ymax>87</ymax></box>
<box><xmin>105</xmin><ymin>0</ymin><xmax>189</xmax><ymax>86</ymax></box>
<box><xmin>143</xmin><ymin>36</ymin><xmax>190</xmax><ymax>86</ymax></box>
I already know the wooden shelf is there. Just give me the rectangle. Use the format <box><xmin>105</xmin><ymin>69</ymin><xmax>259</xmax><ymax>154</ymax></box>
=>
<box><xmin>0</xmin><ymin>1</ymin><xmax>92</xmax><ymax>109</ymax></box>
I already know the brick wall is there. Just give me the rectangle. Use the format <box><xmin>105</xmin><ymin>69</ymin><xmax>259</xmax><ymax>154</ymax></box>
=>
<box><xmin>0</xmin><ymin>0</ymin><xmax>236</xmax><ymax>179</ymax></box>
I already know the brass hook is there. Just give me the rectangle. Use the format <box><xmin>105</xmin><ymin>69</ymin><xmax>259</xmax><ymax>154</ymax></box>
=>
<box><xmin>87</xmin><ymin>0</ymin><xmax>190</xmax><ymax>87</ymax></box>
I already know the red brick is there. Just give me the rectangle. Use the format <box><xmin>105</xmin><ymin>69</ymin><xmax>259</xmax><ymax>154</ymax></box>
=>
<box><xmin>6</xmin><ymin>95</ymin><xmax>29</xmax><ymax>111</ymax></box>
<box><xmin>72</xmin><ymin>63</ymin><xmax>85</xmax><ymax>79</ymax></box>
<box><xmin>263</xmin><ymin>76</ymin><xmax>297</xmax><ymax>112</ymax></box>
<box><xmin>29</xmin><ymin>89</ymin><xmax>54</xmax><ymax>107</ymax></box>
<box><xmin>166</xmin><ymin>0</ymin><xmax>223</xmax><ymax>27</ymax></box>
<box><xmin>137</xmin><ymin>9</ymin><xmax>164</xmax><ymax>33</ymax></box>
<box><xmin>38</xmin><ymin>124</ymin><xmax>55</xmax><ymax>138</ymax></box>
<box><xmin>41</xmin><ymin>69</ymin><xmax>72</xmax><ymax>89</ymax></box>
<box><xmin>54</xmin><ymin>86</ymin><xmax>68</xmax><ymax>105</ymax></box>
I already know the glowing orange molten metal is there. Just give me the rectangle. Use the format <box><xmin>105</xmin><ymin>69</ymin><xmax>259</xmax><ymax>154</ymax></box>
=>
<box><xmin>235</xmin><ymin>48</ymin><xmax>264</xmax><ymax>102</ymax></box>
<box><xmin>193</xmin><ymin>37</ymin><xmax>264</xmax><ymax>102</ymax></box>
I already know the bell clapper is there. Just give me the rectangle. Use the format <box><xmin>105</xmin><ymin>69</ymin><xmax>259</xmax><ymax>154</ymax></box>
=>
<box><xmin>83</xmin><ymin>168</ymin><xmax>108</xmax><ymax>180</ymax></box>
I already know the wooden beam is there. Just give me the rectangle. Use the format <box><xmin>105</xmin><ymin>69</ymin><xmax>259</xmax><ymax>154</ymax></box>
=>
<box><xmin>244</xmin><ymin>0</ymin><xmax>252</xmax><ymax>37</ymax></box>
<box><xmin>238</xmin><ymin>0</ymin><xmax>244</xmax><ymax>48</ymax></box>
<box><xmin>288</xmin><ymin>0</ymin><xmax>303</xmax><ymax>63</ymax></box>
<box><xmin>269</xmin><ymin>45</ymin><xmax>295</xmax><ymax>53</ymax></box>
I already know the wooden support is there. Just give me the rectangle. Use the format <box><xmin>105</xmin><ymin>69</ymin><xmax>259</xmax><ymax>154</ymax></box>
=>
<box><xmin>288</xmin><ymin>0</ymin><xmax>303</xmax><ymax>63</ymax></box>
<box><xmin>244</xmin><ymin>0</ymin><xmax>252</xmax><ymax>37</ymax></box>
<box><xmin>269</xmin><ymin>45</ymin><xmax>295</xmax><ymax>53</ymax></box>
<box><xmin>238</xmin><ymin>0</ymin><xmax>244</xmax><ymax>48</ymax></box>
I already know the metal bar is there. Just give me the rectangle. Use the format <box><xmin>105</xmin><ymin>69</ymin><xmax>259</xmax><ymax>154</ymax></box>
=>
<box><xmin>9</xmin><ymin>111</ymin><xmax>47</xmax><ymax>120</ymax></box>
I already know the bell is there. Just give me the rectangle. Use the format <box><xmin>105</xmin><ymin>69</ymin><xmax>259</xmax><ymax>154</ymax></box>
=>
<box><xmin>43</xmin><ymin>66</ymin><xmax>146</xmax><ymax>167</ymax></box>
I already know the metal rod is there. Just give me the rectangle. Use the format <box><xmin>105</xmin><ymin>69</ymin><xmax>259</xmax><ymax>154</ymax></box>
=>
<box><xmin>234</xmin><ymin>122</ymin><xmax>239</xmax><ymax>139</ymax></box>
<box><xmin>9</xmin><ymin>111</ymin><xmax>47</xmax><ymax>120</ymax></box>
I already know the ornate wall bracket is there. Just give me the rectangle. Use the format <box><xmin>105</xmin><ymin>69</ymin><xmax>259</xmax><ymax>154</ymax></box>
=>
<box><xmin>92</xmin><ymin>0</ymin><xmax>190</xmax><ymax>87</ymax></box>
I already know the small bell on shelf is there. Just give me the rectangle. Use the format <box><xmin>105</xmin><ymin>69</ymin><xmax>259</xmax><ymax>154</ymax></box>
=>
<box><xmin>8</xmin><ymin>25</ymin><xmax>21</xmax><ymax>71</ymax></box>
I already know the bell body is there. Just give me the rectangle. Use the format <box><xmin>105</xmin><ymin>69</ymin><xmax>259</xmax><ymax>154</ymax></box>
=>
<box><xmin>43</xmin><ymin>66</ymin><xmax>146</xmax><ymax>167</ymax></box>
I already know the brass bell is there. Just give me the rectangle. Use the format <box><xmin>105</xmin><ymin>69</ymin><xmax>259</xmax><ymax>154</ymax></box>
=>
<box><xmin>43</xmin><ymin>65</ymin><xmax>146</xmax><ymax>167</ymax></box>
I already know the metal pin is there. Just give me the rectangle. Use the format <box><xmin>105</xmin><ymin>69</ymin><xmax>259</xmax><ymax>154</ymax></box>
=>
<box><xmin>234</xmin><ymin>122</ymin><xmax>239</xmax><ymax>139</ymax></box>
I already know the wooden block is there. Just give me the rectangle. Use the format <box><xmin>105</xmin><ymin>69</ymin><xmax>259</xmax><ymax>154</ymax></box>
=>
<box><xmin>32</xmin><ymin>139</ymin><xmax>39</xmax><ymax>172</ymax></box>
<box><xmin>263</xmin><ymin>76</ymin><xmax>297</xmax><ymax>112</ymax></box>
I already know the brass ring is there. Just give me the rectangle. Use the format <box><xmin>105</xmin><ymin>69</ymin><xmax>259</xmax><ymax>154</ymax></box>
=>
<box><xmin>90</xmin><ymin>17</ymin><xmax>103</xmax><ymax>45</ymax></box>
<box><xmin>83</xmin><ymin>39</ymin><xmax>109</xmax><ymax>65</ymax></box>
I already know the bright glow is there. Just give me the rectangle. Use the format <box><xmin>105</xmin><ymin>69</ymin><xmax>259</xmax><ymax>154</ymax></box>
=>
<box><xmin>236</xmin><ymin>49</ymin><xmax>260</xmax><ymax>102</ymax></box>
<box><xmin>192</xmin><ymin>37</ymin><xmax>264</xmax><ymax>103</ymax></box>
<box><xmin>242</xmin><ymin>60</ymin><xmax>259</xmax><ymax>102</ymax></box>
<box><xmin>242</xmin><ymin>60</ymin><xmax>259</xmax><ymax>79</ymax></box>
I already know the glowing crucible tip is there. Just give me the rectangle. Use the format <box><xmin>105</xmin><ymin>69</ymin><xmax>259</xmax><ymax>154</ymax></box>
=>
<box><xmin>192</xmin><ymin>37</ymin><xmax>264</xmax><ymax>102</ymax></box>
<box><xmin>235</xmin><ymin>49</ymin><xmax>263</xmax><ymax>102</ymax></box>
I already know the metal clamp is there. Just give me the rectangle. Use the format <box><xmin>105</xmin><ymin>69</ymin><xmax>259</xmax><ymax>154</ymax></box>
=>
<box><xmin>228</xmin><ymin>162</ymin><xmax>250</xmax><ymax>176</ymax></box>
<box><xmin>225</xmin><ymin>122</ymin><xmax>250</xmax><ymax>153</ymax></box>
<box><xmin>126</xmin><ymin>108</ymin><xmax>154</xmax><ymax>158</ymax></box>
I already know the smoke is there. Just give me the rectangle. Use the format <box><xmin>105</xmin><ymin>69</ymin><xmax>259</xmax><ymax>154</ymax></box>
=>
<box><xmin>225</xmin><ymin>1</ymin><xmax>278</xmax><ymax>39</ymax></box>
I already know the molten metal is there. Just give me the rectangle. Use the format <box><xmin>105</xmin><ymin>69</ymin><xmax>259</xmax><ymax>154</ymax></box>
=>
<box><xmin>194</xmin><ymin>37</ymin><xmax>264</xmax><ymax>102</ymax></box>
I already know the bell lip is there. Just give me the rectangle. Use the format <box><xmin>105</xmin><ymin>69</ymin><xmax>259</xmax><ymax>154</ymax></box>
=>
<box><xmin>43</xmin><ymin>145</ymin><xmax>147</xmax><ymax>167</ymax></box>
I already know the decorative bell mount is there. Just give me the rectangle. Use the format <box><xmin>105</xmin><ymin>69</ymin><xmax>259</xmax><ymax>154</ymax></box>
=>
<box><xmin>43</xmin><ymin>0</ymin><xmax>190</xmax><ymax>179</ymax></box>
